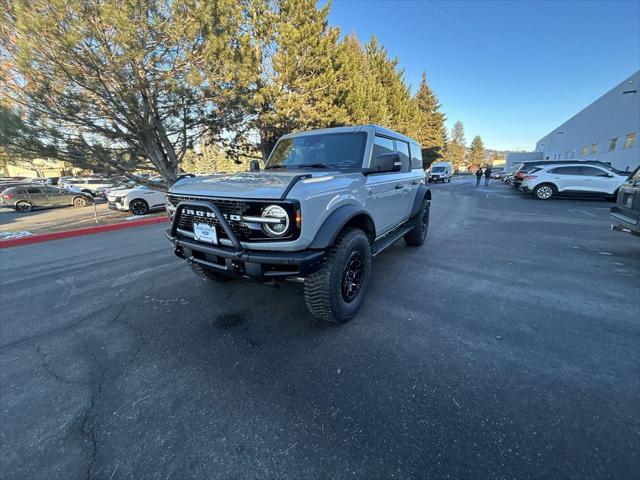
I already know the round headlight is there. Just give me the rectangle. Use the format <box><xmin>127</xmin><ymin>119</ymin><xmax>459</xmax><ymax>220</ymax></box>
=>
<box><xmin>261</xmin><ymin>204</ymin><xmax>289</xmax><ymax>237</ymax></box>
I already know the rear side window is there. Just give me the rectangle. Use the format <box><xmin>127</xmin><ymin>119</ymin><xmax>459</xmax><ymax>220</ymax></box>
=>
<box><xmin>578</xmin><ymin>166</ymin><xmax>609</xmax><ymax>177</ymax></box>
<box><xmin>395</xmin><ymin>140</ymin><xmax>410</xmax><ymax>172</ymax></box>
<box><xmin>411</xmin><ymin>143</ymin><xmax>422</xmax><ymax>169</ymax></box>
<box><xmin>26</xmin><ymin>187</ymin><xmax>42</xmax><ymax>194</ymax></box>
<box><xmin>548</xmin><ymin>167</ymin><xmax>579</xmax><ymax>175</ymax></box>
<box><xmin>372</xmin><ymin>136</ymin><xmax>395</xmax><ymax>158</ymax></box>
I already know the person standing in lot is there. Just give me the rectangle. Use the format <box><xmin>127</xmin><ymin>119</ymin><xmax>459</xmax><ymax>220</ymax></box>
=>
<box><xmin>484</xmin><ymin>167</ymin><xmax>492</xmax><ymax>186</ymax></box>
<box><xmin>475</xmin><ymin>168</ymin><xmax>483</xmax><ymax>186</ymax></box>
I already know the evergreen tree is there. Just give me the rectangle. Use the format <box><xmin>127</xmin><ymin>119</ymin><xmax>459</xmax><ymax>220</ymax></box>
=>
<box><xmin>1</xmin><ymin>0</ymin><xmax>247</xmax><ymax>187</ymax></box>
<box><xmin>414</xmin><ymin>71</ymin><xmax>446</xmax><ymax>168</ymax></box>
<box><xmin>364</xmin><ymin>37</ymin><xmax>418</xmax><ymax>139</ymax></box>
<box><xmin>469</xmin><ymin>135</ymin><xmax>485</xmax><ymax>168</ymax></box>
<box><xmin>334</xmin><ymin>34</ymin><xmax>389</xmax><ymax>126</ymax></box>
<box><xmin>447</xmin><ymin>120</ymin><xmax>467</xmax><ymax>168</ymax></box>
<box><xmin>241</xmin><ymin>0</ymin><xmax>346</xmax><ymax>159</ymax></box>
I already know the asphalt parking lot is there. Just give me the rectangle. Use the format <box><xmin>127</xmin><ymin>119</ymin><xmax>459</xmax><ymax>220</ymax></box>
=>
<box><xmin>1</xmin><ymin>177</ymin><xmax>638</xmax><ymax>479</ymax></box>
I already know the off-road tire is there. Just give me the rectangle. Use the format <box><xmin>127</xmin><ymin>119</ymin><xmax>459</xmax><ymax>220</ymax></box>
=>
<box><xmin>533</xmin><ymin>183</ymin><xmax>556</xmax><ymax>200</ymax></box>
<box><xmin>304</xmin><ymin>228</ymin><xmax>372</xmax><ymax>324</ymax></box>
<box><xmin>404</xmin><ymin>199</ymin><xmax>430</xmax><ymax>246</ymax></box>
<box><xmin>15</xmin><ymin>201</ymin><xmax>33</xmax><ymax>212</ymax></box>
<box><xmin>129</xmin><ymin>199</ymin><xmax>149</xmax><ymax>215</ymax></box>
<box><xmin>73</xmin><ymin>196</ymin><xmax>88</xmax><ymax>207</ymax></box>
<box><xmin>188</xmin><ymin>262</ymin><xmax>232</xmax><ymax>282</ymax></box>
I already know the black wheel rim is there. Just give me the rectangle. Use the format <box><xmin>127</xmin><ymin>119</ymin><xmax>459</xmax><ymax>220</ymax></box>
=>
<box><xmin>341</xmin><ymin>251</ymin><xmax>364</xmax><ymax>303</ymax></box>
<box><xmin>132</xmin><ymin>201</ymin><xmax>146</xmax><ymax>215</ymax></box>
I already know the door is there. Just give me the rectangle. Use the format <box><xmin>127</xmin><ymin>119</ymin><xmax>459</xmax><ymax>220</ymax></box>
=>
<box><xmin>42</xmin><ymin>186</ymin><xmax>68</xmax><ymax>206</ymax></box>
<box><xmin>365</xmin><ymin>136</ymin><xmax>412</xmax><ymax>236</ymax></box>
<box><xmin>547</xmin><ymin>166</ymin><xmax>581</xmax><ymax>192</ymax></box>
<box><xmin>24</xmin><ymin>187</ymin><xmax>50</xmax><ymax>207</ymax></box>
<box><xmin>578</xmin><ymin>166</ymin><xmax>617</xmax><ymax>195</ymax></box>
<box><xmin>395</xmin><ymin>139</ymin><xmax>419</xmax><ymax>217</ymax></box>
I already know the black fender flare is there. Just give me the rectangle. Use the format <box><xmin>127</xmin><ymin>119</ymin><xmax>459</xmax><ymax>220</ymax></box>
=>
<box><xmin>410</xmin><ymin>186</ymin><xmax>431</xmax><ymax>218</ymax></box>
<box><xmin>309</xmin><ymin>204</ymin><xmax>375</xmax><ymax>249</ymax></box>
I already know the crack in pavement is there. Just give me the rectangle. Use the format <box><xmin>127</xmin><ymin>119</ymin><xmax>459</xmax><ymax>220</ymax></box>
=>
<box><xmin>27</xmin><ymin>302</ymin><xmax>151</xmax><ymax>480</ymax></box>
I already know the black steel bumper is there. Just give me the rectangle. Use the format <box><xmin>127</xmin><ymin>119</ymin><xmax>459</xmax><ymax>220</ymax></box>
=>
<box><xmin>166</xmin><ymin>200</ymin><xmax>325</xmax><ymax>280</ymax></box>
<box><xmin>610</xmin><ymin>207</ymin><xmax>640</xmax><ymax>235</ymax></box>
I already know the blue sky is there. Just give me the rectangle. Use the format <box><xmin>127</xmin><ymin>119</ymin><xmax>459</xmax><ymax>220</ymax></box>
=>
<box><xmin>327</xmin><ymin>0</ymin><xmax>640</xmax><ymax>151</ymax></box>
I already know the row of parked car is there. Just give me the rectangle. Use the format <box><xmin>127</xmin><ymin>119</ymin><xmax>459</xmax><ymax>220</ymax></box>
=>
<box><xmin>0</xmin><ymin>175</ymin><xmax>167</xmax><ymax>215</ymax></box>
<box><xmin>500</xmin><ymin>160</ymin><xmax>640</xmax><ymax>237</ymax></box>
<box><xmin>502</xmin><ymin>160</ymin><xmax>633</xmax><ymax>200</ymax></box>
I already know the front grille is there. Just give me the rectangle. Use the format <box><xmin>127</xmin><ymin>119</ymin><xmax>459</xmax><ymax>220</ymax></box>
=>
<box><xmin>168</xmin><ymin>194</ymin><xmax>299</xmax><ymax>242</ymax></box>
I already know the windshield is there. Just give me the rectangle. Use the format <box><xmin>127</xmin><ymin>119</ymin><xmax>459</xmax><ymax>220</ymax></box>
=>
<box><xmin>431</xmin><ymin>167</ymin><xmax>446</xmax><ymax>173</ymax></box>
<box><xmin>267</xmin><ymin>132</ymin><xmax>367</xmax><ymax>169</ymax></box>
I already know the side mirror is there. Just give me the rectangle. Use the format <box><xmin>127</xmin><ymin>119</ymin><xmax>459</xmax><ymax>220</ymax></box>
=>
<box><xmin>370</xmin><ymin>153</ymin><xmax>402</xmax><ymax>174</ymax></box>
<box><xmin>249</xmin><ymin>160</ymin><xmax>261</xmax><ymax>172</ymax></box>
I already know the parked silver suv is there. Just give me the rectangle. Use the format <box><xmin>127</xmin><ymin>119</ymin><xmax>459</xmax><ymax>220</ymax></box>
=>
<box><xmin>166</xmin><ymin>125</ymin><xmax>431</xmax><ymax>323</ymax></box>
<box><xmin>0</xmin><ymin>185</ymin><xmax>93</xmax><ymax>212</ymax></box>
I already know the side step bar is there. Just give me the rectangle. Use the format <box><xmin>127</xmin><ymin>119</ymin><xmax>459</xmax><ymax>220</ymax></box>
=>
<box><xmin>371</xmin><ymin>223</ymin><xmax>414</xmax><ymax>257</ymax></box>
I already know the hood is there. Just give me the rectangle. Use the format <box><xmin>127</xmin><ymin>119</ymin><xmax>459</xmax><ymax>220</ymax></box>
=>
<box><xmin>169</xmin><ymin>171</ymin><xmax>335</xmax><ymax>199</ymax></box>
<box><xmin>106</xmin><ymin>187</ymin><xmax>146</xmax><ymax>197</ymax></box>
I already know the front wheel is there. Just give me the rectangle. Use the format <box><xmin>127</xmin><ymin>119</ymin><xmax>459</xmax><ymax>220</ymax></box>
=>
<box><xmin>73</xmin><ymin>196</ymin><xmax>88</xmax><ymax>207</ymax></box>
<box><xmin>447</xmin><ymin>177</ymin><xmax>451</xmax><ymax>183</ymax></box>
<box><xmin>404</xmin><ymin>199</ymin><xmax>430</xmax><ymax>246</ymax></box>
<box><xmin>533</xmin><ymin>183</ymin><xmax>556</xmax><ymax>200</ymax></box>
<box><xmin>304</xmin><ymin>228</ymin><xmax>372</xmax><ymax>324</ymax></box>
<box><xmin>129</xmin><ymin>199</ymin><xmax>149</xmax><ymax>215</ymax></box>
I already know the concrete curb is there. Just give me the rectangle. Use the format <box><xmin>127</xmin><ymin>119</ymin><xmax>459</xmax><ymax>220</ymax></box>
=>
<box><xmin>0</xmin><ymin>216</ymin><xmax>169</xmax><ymax>249</ymax></box>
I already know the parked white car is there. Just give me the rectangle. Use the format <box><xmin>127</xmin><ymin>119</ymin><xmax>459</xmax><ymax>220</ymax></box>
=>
<box><xmin>106</xmin><ymin>185</ymin><xmax>166</xmax><ymax>215</ymax></box>
<box><xmin>61</xmin><ymin>177</ymin><xmax>114</xmax><ymax>197</ymax></box>
<box><xmin>520</xmin><ymin>162</ymin><xmax>630</xmax><ymax>200</ymax></box>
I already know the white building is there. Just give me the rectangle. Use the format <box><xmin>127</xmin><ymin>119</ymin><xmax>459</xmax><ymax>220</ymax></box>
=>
<box><xmin>507</xmin><ymin>71</ymin><xmax>640</xmax><ymax>172</ymax></box>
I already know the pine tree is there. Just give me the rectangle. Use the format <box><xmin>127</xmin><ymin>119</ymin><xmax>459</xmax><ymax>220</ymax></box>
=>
<box><xmin>447</xmin><ymin>120</ymin><xmax>467</xmax><ymax>168</ymax></box>
<box><xmin>334</xmin><ymin>34</ymin><xmax>389</xmax><ymax>126</ymax></box>
<box><xmin>414</xmin><ymin>71</ymin><xmax>446</xmax><ymax>168</ymax></box>
<box><xmin>469</xmin><ymin>135</ymin><xmax>485</xmax><ymax>168</ymax></box>
<box><xmin>364</xmin><ymin>36</ymin><xmax>418</xmax><ymax>139</ymax></box>
<box><xmin>1</xmin><ymin>0</ymin><xmax>247</xmax><ymax>187</ymax></box>
<box><xmin>245</xmin><ymin>0</ymin><xmax>347</xmax><ymax>159</ymax></box>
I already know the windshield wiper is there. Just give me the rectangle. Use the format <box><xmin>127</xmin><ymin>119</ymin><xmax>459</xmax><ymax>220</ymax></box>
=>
<box><xmin>265</xmin><ymin>164</ymin><xmax>287</xmax><ymax>169</ymax></box>
<box><xmin>296</xmin><ymin>163</ymin><xmax>330</xmax><ymax>169</ymax></box>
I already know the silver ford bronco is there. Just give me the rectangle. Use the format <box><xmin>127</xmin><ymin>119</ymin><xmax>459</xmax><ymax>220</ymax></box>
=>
<box><xmin>165</xmin><ymin>125</ymin><xmax>431</xmax><ymax>323</ymax></box>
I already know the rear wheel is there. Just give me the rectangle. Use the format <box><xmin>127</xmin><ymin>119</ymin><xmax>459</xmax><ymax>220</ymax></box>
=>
<box><xmin>129</xmin><ymin>199</ymin><xmax>149</xmax><ymax>215</ymax></box>
<box><xmin>533</xmin><ymin>183</ymin><xmax>556</xmax><ymax>200</ymax></box>
<box><xmin>15</xmin><ymin>201</ymin><xmax>33</xmax><ymax>212</ymax></box>
<box><xmin>404</xmin><ymin>199</ymin><xmax>430</xmax><ymax>246</ymax></box>
<box><xmin>73</xmin><ymin>196</ymin><xmax>88</xmax><ymax>207</ymax></box>
<box><xmin>304</xmin><ymin>228</ymin><xmax>372</xmax><ymax>324</ymax></box>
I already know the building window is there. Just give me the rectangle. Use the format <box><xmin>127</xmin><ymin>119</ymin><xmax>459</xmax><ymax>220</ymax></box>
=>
<box><xmin>590</xmin><ymin>143</ymin><xmax>597</xmax><ymax>154</ymax></box>
<box><xmin>609</xmin><ymin>137</ymin><xmax>618</xmax><ymax>151</ymax></box>
<box><xmin>581</xmin><ymin>146</ymin><xmax>587</xmax><ymax>156</ymax></box>
<box><xmin>624</xmin><ymin>132</ymin><xmax>636</xmax><ymax>149</ymax></box>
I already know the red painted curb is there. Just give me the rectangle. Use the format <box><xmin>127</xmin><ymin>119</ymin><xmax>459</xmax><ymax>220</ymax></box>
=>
<box><xmin>0</xmin><ymin>216</ymin><xmax>169</xmax><ymax>249</ymax></box>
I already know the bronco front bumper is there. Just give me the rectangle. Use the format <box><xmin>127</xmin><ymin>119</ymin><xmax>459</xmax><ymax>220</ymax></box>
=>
<box><xmin>166</xmin><ymin>200</ymin><xmax>324</xmax><ymax>280</ymax></box>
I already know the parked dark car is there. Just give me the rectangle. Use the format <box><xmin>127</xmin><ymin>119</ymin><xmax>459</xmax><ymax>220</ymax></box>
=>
<box><xmin>610</xmin><ymin>166</ymin><xmax>640</xmax><ymax>236</ymax></box>
<box><xmin>0</xmin><ymin>185</ymin><xmax>93</xmax><ymax>212</ymax></box>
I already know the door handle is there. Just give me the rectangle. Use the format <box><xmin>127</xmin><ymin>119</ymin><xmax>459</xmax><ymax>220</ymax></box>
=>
<box><xmin>395</xmin><ymin>183</ymin><xmax>403</xmax><ymax>190</ymax></box>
